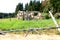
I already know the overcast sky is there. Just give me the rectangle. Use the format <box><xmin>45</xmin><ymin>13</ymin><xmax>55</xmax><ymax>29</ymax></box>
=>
<box><xmin>0</xmin><ymin>0</ymin><xmax>42</xmax><ymax>13</ymax></box>
<box><xmin>0</xmin><ymin>0</ymin><xmax>30</xmax><ymax>13</ymax></box>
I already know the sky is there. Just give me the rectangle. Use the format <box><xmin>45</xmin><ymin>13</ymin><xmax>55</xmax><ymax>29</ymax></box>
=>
<box><xmin>0</xmin><ymin>0</ymin><xmax>30</xmax><ymax>13</ymax></box>
<box><xmin>0</xmin><ymin>0</ymin><xmax>42</xmax><ymax>13</ymax></box>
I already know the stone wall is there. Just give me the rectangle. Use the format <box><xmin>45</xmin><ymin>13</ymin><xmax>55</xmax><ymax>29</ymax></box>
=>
<box><xmin>17</xmin><ymin>10</ymin><xmax>43</xmax><ymax>20</ymax></box>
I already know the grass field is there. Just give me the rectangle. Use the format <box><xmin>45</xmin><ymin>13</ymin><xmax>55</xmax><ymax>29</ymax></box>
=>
<box><xmin>0</xmin><ymin>18</ymin><xmax>60</xmax><ymax>30</ymax></box>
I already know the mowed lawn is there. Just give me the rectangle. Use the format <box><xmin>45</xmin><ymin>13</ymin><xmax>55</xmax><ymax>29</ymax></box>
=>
<box><xmin>0</xmin><ymin>18</ymin><xmax>60</xmax><ymax>30</ymax></box>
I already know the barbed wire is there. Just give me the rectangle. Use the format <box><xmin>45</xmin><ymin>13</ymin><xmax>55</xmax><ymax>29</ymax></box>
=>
<box><xmin>0</xmin><ymin>26</ymin><xmax>60</xmax><ymax>36</ymax></box>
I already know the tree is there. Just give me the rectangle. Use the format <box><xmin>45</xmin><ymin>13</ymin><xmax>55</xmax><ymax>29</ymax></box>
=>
<box><xmin>50</xmin><ymin>0</ymin><xmax>60</xmax><ymax>12</ymax></box>
<box><xmin>25</xmin><ymin>3</ymin><xmax>28</xmax><ymax>10</ymax></box>
<box><xmin>25</xmin><ymin>0</ymin><xmax>41</xmax><ymax>11</ymax></box>
<box><xmin>43</xmin><ymin>0</ymin><xmax>52</xmax><ymax>13</ymax></box>
<box><xmin>15</xmin><ymin>3</ymin><xmax>23</xmax><ymax>15</ymax></box>
<box><xmin>35</xmin><ymin>1</ymin><xmax>41</xmax><ymax>11</ymax></box>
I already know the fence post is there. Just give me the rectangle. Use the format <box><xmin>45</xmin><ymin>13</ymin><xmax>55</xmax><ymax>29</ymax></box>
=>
<box><xmin>49</xmin><ymin>11</ymin><xmax>60</xmax><ymax>32</ymax></box>
<box><xmin>22</xmin><ymin>11</ymin><xmax>25</xmax><ymax>20</ymax></box>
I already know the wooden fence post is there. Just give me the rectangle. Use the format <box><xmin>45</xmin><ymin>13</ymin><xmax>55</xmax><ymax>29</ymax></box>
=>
<box><xmin>49</xmin><ymin>11</ymin><xmax>60</xmax><ymax>32</ymax></box>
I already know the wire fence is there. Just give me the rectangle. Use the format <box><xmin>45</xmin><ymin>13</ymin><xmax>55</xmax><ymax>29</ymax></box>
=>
<box><xmin>0</xmin><ymin>26</ymin><xmax>60</xmax><ymax>36</ymax></box>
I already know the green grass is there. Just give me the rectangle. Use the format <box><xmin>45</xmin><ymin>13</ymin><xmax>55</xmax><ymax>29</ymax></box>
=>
<box><xmin>0</xmin><ymin>18</ymin><xmax>60</xmax><ymax>30</ymax></box>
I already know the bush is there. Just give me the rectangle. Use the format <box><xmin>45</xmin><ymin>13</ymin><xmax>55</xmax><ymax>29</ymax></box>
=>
<box><xmin>43</xmin><ymin>13</ymin><xmax>50</xmax><ymax>19</ymax></box>
<box><xmin>54</xmin><ymin>13</ymin><xmax>59</xmax><ymax>19</ymax></box>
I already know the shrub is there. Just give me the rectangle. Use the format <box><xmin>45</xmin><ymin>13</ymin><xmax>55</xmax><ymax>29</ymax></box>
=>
<box><xmin>43</xmin><ymin>13</ymin><xmax>50</xmax><ymax>19</ymax></box>
<box><xmin>54</xmin><ymin>13</ymin><xmax>59</xmax><ymax>19</ymax></box>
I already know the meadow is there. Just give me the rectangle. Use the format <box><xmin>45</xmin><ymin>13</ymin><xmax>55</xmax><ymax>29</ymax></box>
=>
<box><xmin>0</xmin><ymin>18</ymin><xmax>60</xmax><ymax>30</ymax></box>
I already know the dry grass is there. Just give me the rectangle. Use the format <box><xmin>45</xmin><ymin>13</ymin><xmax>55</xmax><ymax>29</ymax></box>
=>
<box><xmin>0</xmin><ymin>33</ymin><xmax>60</xmax><ymax>40</ymax></box>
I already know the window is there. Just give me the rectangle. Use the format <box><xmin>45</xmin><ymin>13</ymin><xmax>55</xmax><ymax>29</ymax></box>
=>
<box><xmin>34</xmin><ymin>13</ymin><xmax>38</xmax><ymax>16</ymax></box>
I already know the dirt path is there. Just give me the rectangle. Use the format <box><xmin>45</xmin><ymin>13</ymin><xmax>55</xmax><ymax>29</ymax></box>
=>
<box><xmin>0</xmin><ymin>33</ymin><xmax>60</xmax><ymax>40</ymax></box>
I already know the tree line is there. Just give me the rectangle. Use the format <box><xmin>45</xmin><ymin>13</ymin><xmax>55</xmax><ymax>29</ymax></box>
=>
<box><xmin>15</xmin><ymin>0</ymin><xmax>60</xmax><ymax>13</ymax></box>
<box><xmin>0</xmin><ymin>13</ymin><xmax>15</xmax><ymax>18</ymax></box>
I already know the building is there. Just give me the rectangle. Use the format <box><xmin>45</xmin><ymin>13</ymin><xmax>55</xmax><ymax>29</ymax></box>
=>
<box><xmin>17</xmin><ymin>10</ymin><xmax>43</xmax><ymax>20</ymax></box>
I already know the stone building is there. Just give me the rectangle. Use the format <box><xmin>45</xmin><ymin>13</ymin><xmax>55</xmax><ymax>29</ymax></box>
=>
<box><xmin>17</xmin><ymin>10</ymin><xmax>43</xmax><ymax>20</ymax></box>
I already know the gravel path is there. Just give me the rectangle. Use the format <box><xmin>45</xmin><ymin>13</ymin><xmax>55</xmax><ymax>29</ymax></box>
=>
<box><xmin>0</xmin><ymin>33</ymin><xmax>60</xmax><ymax>40</ymax></box>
